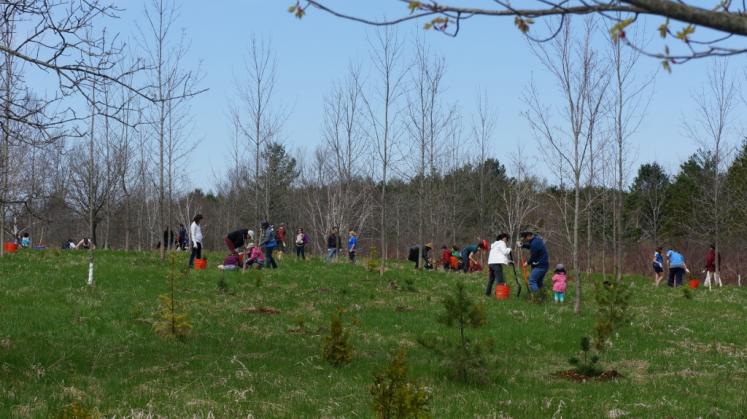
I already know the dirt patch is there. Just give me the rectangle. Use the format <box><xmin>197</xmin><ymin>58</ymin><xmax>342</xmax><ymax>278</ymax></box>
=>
<box><xmin>240</xmin><ymin>306</ymin><xmax>281</xmax><ymax>315</ymax></box>
<box><xmin>554</xmin><ymin>369</ymin><xmax>623</xmax><ymax>382</ymax></box>
<box><xmin>395</xmin><ymin>305</ymin><xmax>415</xmax><ymax>312</ymax></box>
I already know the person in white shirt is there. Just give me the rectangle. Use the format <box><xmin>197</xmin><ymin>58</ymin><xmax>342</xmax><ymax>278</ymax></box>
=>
<box><xmin>486</xmin><ymin>233</ymin><xmax>512</xmax><ymax>296</ymax></box>
<box><xmin>188</xmin><ymin>214</ymin><xmax>204</xmax><ymax>268</ymax></box>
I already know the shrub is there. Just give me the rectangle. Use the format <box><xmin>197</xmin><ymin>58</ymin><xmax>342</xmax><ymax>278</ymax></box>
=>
<box><xmin>323</xmin><ymin>308</ymin><xmax>353</xmax><ymax>367</ymax></box>
<box><xmin>568</xmin><ymin>336</ymin><xmax>602</xmax><ymax>377</ymax></box>
<box><xmin>370</xmin><ymin>347</ymin><xmax>430</xmax><ymax>419</ymax></box>
<box><xmin>420</xmin><ymin>281</ymin><xmax>492</xmax><ymax>385</ymax></box>
<box><xmin>592</xmin><ymin>278</ymin><xmax>632</xmax><ymax>351</ymax></box>
<box><xmin>153</xmin><ymin>254</ymin><xmax>192</xmax><ymax>339</ymax></box>
<box><xmin>367</xmin><ymin>246</ymin><xmax>381</xmax><ymax>273</ymax></box>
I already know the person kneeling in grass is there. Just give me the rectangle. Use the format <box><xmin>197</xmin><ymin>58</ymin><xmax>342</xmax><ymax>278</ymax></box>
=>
<box><xmin>486</xmin><ymin>233</ymin><xmax>511</xmax><ymax>296</ymax></box>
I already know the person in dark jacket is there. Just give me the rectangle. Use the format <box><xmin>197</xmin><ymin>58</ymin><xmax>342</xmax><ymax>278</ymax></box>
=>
<box><xmin>704</xmin><ymin>244</ymin><xmax>723</xmax><ymax>288</ymax></box>
<box><xmin>408</xmin><ymin>244</ymin><xmax>433</xmax><ymax>269</ymax></box>
<box><xmin>177</xmin><ymin>224</ymin><xmax>188</xmax><ymax>250</ymax></box>
<box><xmin>520</xmin><ymin>231</ymin><xmax>549</xmax><ymax>293</ymax></box>
<box><xmin>325</xmin><ymin>227</ymin><xmax>341</xmax><ymax>263</ymax></box>
<box><xmin>224</xmin><ymin>229</ymin><xmax>253</xmax><ymax>255</ymax></box>
<box><xmin>260</xmin><ymin>222</ymin><xmax>278</xmax><ymax>269</ymax></box>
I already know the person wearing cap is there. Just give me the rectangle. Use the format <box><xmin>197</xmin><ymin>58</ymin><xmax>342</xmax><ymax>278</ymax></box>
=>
<box><xmin>552</xmin><ymin>264</ymin><xmax>568</xmax><ymax>303</ymax></box>
<box><xmin>224</xmin><ymin>228</ymin><xmax>253</xmax><ymax>255</ymax></box>
<box><xmin>260</xmin><ymin>221</ymin><xmax>278</xmax><ymax>269</ymax></box>
<box><xmin>520</xmin><ymin>231</ymin><xmax>549</xmax><ymax>293</ymax></box>
<box><xmin>486</xmin><ymin>233</ymin><xmax>512</xmax><ymax>296</ymax></box>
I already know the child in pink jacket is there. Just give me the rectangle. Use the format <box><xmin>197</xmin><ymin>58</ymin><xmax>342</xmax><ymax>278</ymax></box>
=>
<box><xmin>552</xmin><ymin>264</ymin><xmax>567</xmax><ymax>303</ymax></box>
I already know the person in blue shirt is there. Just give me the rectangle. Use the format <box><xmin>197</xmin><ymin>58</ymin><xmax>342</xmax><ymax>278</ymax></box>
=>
<box><xmin>460</xmin><ymin>242</ymin><xmax>485</xmax><ymax>273</ymax></box>
<box><xmin>20</xmin><ymin>232</ymin><xmax>31</xmax><ymax>248</ymax></box>
<box><xmin>665</xmin><ymin>248</ymin><xmax>689</xmax><ymax>287</ymax></box>
<box><xmin>520</xmin><ymin>231</ymin><xmax>549</xmax><ymax>293</ymax></box>
<box><xmin>348</xmin><ymin>229</ymin><xmax>358</xmax><ymax>264</ymax></box>
<box><xmin>652</xmin><ymin>246</ymin><xmax>664</xmax><ymax>286</ymax></box>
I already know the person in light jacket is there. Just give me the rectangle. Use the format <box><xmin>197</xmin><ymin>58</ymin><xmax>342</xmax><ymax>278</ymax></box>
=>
<box><xmin>188</xmin><ymin>214</ymin><xmax>204</xmax><ymax>268</ymax></box>
<box><xmin>486</xmin><ymin>233</ymin><xmax>512</xmax><ymax>296</ymax></box>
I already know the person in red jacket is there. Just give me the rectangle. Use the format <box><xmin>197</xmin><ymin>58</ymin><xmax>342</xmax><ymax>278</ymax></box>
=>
<box><xmin>441</xmin><ymin>245</ymin><xmax>451</xmax><ymax>271</ymax></box>
<box><xmin>704</xmin><ymin>244</ymin><xmax>723</xmax><ymax>288</ymax></box>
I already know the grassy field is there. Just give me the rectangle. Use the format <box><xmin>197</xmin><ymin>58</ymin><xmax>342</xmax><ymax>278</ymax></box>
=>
<box><xmin>1</xmin><ymin>249</ymin><xmax>746</xmax><ymax>418</ymax></box>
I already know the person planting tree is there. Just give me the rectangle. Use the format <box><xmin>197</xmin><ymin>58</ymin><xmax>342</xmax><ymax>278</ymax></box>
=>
<box><xmin>665</xmin><ymin>248</ymin><xmax>689</xmax><ymax>287</ymax></box>
<box><xmin>260</xmin><ymin>222</ymin><xmax>278</xmax><ymax>269</ymax></box>
<box><xmin>188</xmin><ymin>214</ymin><xmax>203</xmax><ymax>269</ymax></box>
<box><xmin>224</xmin><ymin>228</ymin><xmax>254</xmax><ymax>256</ymax></box>
<box><xmin>460</xmin><ymin>242</ymin><xmax>485</xmax><ymax>273</ymax></box>
<box><xmin>485</xmin><ymin>233</ymin><xmax>512</xmax><ymax>296</ymax></box>
<box><xmin>519</xmin><ymin>231</ymin><xmax>549</xmax><ymax>293</ymax></box>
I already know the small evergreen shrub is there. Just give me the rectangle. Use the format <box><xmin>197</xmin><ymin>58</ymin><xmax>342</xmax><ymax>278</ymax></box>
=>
<box><xmin>370</xmin><ymin>347</ymin><xmax>430</xmax><ymax>419</ymax></box>
<box><xmin>367</xmin><ymin>246</ymin><xmax>381</xmax><ymax>272</ymax></box>
<box><xmin>568</xmin><ymin>336</ymin><xmax>602</xmax><ymax>377</ymax></box>
<box><xmin>419</xmin><ymin>281</ymin><xmax>492</xmax><ymax>385</ymax></box>
<box><xmin>153</xmin><ymin>254</ymin><xmax>191</xmax><ymax>339</ymax></box>
<box><xmin>323</xmin><ymin>308</ymin><xmax>353</xmax><ymax>367</ymax></box>
<box><xmin>592</xmin><ymin>278</ymin><xmax>632</xmax><ymax>351</ymax></box>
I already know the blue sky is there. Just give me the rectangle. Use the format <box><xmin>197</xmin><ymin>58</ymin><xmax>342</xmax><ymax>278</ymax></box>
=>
<box><xmin>88</xmin><ymin>1</ymin><xmax>746</xmax><ymax>191</ymax></box>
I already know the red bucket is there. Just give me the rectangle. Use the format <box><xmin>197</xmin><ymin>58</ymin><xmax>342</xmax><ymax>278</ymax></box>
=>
<box><xmin>688</xmin><ymin>279</ymin><xmax>700</xmax><ymax>289</ymax></box>
<box><xmin>194</xmin><ymin>258</ymin><xmax>207</xmax><ymax>270</ymax></box>
<box><xmin>495</xmin><ymin>284</ymin><xmax>510</xmax><ymax>300</ymax></box>
<box><xmin>3</xmin><ymin>242</ymin><xmax>18</xmax><ymax>253</ymax></box>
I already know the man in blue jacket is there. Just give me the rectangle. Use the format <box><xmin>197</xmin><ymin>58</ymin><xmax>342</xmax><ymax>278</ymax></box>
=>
<box><xmin>520</xmin><ymin>231</ymin><xmax>549</xmax><ymax>293</ymax></box>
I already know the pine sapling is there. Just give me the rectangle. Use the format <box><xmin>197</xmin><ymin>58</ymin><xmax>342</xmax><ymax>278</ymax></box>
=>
<box><xmin>153</xmin><ymin>253</ymin><xmax>192</xmax><ymax>339</ymax></box>
<box><xmin>568</xmin><ymin>336</ymin><xmax>602</xmax><ymax>377</ymax></box>
<box><xmin>370</xmin><ymin>347</ymin><xmax>430</xmax><ymax>419</ymax></box>
<box><xmin>323</xmin><ymin>308</ymin><xmax>353</xmax><ymax>367</ymax></box>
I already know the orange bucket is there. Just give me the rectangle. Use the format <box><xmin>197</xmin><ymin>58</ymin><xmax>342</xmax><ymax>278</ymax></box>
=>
<box><xmin>495</xmin><ymin>284</ymin><xmax>510</xmax><ymax>300</ymax></box>
<box><xmin>688</xmin><ymin>279</ymin><xmax>700</xmax><ymax>289</ymax></box>
<box><xmin>194</xmin><ymin>258</ymin><xmax>207</xmax><ymax>270</ymax></box>
<box><xmin>3</xmin><ymin>242</ymin><xmax>18</xmax><ymax>253</ymax></box>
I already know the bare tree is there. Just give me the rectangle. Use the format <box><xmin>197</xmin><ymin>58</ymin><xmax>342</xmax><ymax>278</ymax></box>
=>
<box><xmin>683</xmin><ymin>59</ymin><xmax>739</xmax><ymax>286</ymax></box>
<box><xmin>362</xmin><ymin>26</ymin><xmax>406</xmax><ymax>274</ymax></box>
<box><xmin>524</xmin><ymin>18</ymin><xmax>609</xmax><ymax>312</ymax></box>
<box><xmin>404</xmin><ymin>36</ymin><xmax>452</xmax><ymax>268</ymax></box>
<box><xmin>608</xmin><ymin>26</ymin><xmax>653</xmax><ymax>281</ymax></box>
<box><xmin>471</xmin><ymin>90</ymin><xmax>496</xmax><ymax>241</ymax></box>
<box><xmin>232</xmin><ymin>36</ymin><xmax>284</xmax><ymax>226</ymax></box>
<box><xmin>138</xmin><ymin>0</ymin><xmax>203</xmax><ymax>261</ymax></box>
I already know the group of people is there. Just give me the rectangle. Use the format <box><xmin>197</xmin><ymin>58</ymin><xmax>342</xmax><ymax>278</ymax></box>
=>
<box><xmin>652</xmin><ymin>244</ymin><xmax>723</xmax><ymax>288</ymax></box>
<box><xmin>187</xmin><ymin>214</ymin><xmax>317</xmax><ymax>271</ymax></box>
<box><xmin>11</xmin><ymin>232</ymin><xmax>94</xmax><ymax>250</ymax></box>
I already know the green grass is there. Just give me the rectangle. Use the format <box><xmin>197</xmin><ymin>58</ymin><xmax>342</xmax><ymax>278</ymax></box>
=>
<box><xmin>1</xmin><ymin>249</ymin><xmax>746</xmax><ymax>417</ymax></box>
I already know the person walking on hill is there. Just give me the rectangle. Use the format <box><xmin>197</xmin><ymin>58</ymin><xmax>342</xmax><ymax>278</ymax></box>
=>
<box><xmin>260</xmin><ymin>222</ymin><xmax>278</xmax><ymax>269</ymax></box>
<box><xmin>188</xmin><ymin>214</ymin><xmax>203</xmax><ymax>268</ymax></box>
<box><xmin>486</xmin><ymin>234</ymin><xmax>512</xmax><ymax>296</ymax></box>
<box><xmin>326</xmin><ymin>227</ymin><xmax>341</xmax><ymax>263</ymax></box>
<box><xmin>520</xmin><ymin>231</ymin><xmax>549</xmax><ymax>293</ymax></box>
<box><xmin>704</xmin><ymin>244</ymin><xmax>723</xmax><ymax>288</ymax></box>
<box><xmin>665</xmin><ymin>248</ymin><xmax>689</xmax><ymax>287</ymax></box>
<box><xmin>295</xmin><ymin>228</ymin><xmax>309</xmax><ymax>260</ymax></box>
<box><xmin>348</xmin><ymin>229</ymin><xmax>358</xmax><ymax>264</ymax></box>
<box><xmin>652</xmin><ymin>246</ymin><xmax>665</xmax><ymax>286</ymax></box>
